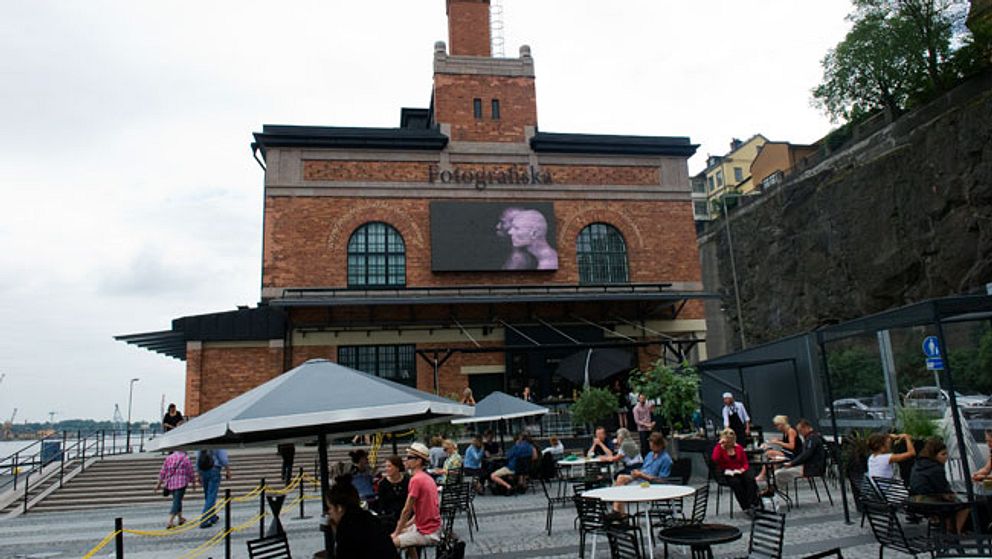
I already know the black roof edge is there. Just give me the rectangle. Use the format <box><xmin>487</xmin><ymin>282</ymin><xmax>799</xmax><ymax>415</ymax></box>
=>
<box><xmin>253</xmin><ymin>124</ymin><xmax>448</xmax><ymax>160</ymax></box>
<box><xmin>530</xmin><ymin>131</ymin><xmax>698</xmax><ymax>157</ymax></box>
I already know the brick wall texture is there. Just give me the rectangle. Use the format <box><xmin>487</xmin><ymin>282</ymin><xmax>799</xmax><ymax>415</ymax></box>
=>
<box><xmin>434</xmin><ymin>74</ymin><xmax>536</xmax><ymax>142</ymax></box>
<box><xmin>263</xmin><ymin>196</ymin><xmax>701</xmax><ymax>291</ymax></box>
<box><xmin>446</xmin><ymin>0</ymin><xmax>492</xmax><ymax>56</ymax></box>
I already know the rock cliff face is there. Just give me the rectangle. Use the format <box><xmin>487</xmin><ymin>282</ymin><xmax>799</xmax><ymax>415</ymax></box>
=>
<box><xmin>699</xmin><ymin>71</ymin><xmax>992</xmax><ymax>357</ymax></box>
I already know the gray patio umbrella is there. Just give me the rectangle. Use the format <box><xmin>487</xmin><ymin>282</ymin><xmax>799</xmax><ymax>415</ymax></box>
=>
<box><xmin>148</xmin><ymin>358</ymin><xmax>474</xmax><ymax>554</ymax></box>
<box><xmin>451</xmin><ymin>391</ymin><xmax>548</xmax><ymax>424</ymax></box>
<box><xmin>451</xmin><ymin>391</ymin><xmax>548</xmax><ymax>452</ymax></box>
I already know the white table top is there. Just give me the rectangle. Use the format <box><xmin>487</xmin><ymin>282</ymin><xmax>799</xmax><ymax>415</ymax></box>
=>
<box><xmin>583</xmin><ymin>484</ymin><xmax>694</xmax><ymax>503</ymax></box>
<box><xmin>557</xmin><ymin>457</ymin><xmax>608</xmax><ymax>466</ymax></box>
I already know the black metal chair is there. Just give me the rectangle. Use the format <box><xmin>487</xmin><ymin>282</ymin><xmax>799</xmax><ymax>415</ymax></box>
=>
<box><xmin>792</xmin><ymin>464</ymin><xmax>833</xmax><ymax>507</ymax></box>
<box><xmin>440</xmin><ymin>481</ymin><xmax>475</xmax><ymax>541</ymax></box>
<box><xmin>246</xmin><ymin>533</ymin><xmax>292</xmax><ymax>559</ymax></box>
<box><xmin>862</xmin><ymin>499</ymin><xmax>933</xmax><ymax>558</ymax></box>
<box><xmin>668</xmin><ymin>457</ymin><xmax>693</xmax><ymax>485</ymax></box>
<box><xmin>705</xmin><ymin>452</ymin><xmax>737</xmax><ymax>518</ymax></box>
<box><xmin>847</xmin><ymin>473</ymin><xmax>880</xmax><ymax>528</ymax></box>
<box><xmin>540</xmin><ymin>475</ymin><xmax>573</xmax><ymax>535</ymax></box>
<box><xmin>655</xmin><ymin>484</ymin><xmax>710</xmax><ymax>558</ymax></box>
<box><xmin>870</xmin><ymin>476</ymin><xmax>909</xmax><ymax>507</ymax></box>
<box><xmin>574</xmin><ymin>495</ymin><xmax>611</xmax><ymax>559</ymax></box>
<box><xmin>736</xmin><ymin>509</ymin><xmax>787</xmax><ymax>559</ymax></box>
<box><xmin>605</xmin><ymin>522</ymin><xmax>646</xmax><ymax>559</ymax></box>
<box><xmin>934</xmin><ymin>534</ymin><xmax>992</xmax><ymax>557</ymax></box>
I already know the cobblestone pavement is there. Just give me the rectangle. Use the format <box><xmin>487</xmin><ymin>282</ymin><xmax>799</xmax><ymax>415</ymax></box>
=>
<box><xmin>0</xmin><ymin>481</ymin><xmax>917</xmax><ymax>558</ymax></box>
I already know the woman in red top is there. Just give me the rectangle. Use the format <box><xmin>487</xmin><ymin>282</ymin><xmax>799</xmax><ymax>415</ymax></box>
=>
<box><xmin>711</xmin><ymin>428</ymin><xmax>759</xmax><ymax>514</ymax></box>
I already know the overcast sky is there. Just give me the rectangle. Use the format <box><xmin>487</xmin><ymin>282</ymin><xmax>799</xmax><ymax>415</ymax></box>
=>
<box><xmin>0</xmin><ymin>1</ymin><xmax>852</xmax><ymax>424</ymax></box>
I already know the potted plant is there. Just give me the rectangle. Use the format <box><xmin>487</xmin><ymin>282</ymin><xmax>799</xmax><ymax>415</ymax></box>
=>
<box><xmin>628</xmin><ymin>360</ymin><xmax>700</xmax><ymax>434</ymax></box>
<box><xmin>570</xmin><ymin>387</ymin><xmax>619</xmax><ymax>433</ymax></box>
<box><xmin>894</xmin><ymin>406</ymin><xmax>940</xmax><ymax>482</ymax></box>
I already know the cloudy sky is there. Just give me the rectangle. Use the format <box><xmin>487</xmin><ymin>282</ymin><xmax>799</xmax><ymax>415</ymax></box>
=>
<box><xmin>0</xmin><ymin>1</ymin><xmax>852</xmax><ymax>424</ymax></box>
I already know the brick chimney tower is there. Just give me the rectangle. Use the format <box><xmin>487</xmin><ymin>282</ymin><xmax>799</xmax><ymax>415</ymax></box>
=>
<box><xmin>447</xmin><ymin>0</ymin><xmax>492</xmax><ymax>56</ymax></box>
<box><xmin>434</xmin><ymin>1</ymin><xmax>537</xmax><ymax>143</ymax></box>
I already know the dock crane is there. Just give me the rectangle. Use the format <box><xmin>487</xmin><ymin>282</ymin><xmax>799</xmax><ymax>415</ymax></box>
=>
<box><xmin>2</xmin><ymin>408</ymin><xmax>16</xmax><ymax>440</ymax></box>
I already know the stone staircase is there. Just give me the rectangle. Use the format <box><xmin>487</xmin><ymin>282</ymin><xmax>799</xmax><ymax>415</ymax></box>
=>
<box><xmin>2</xmin><ymin>445</ymin><xmax>361</xmax><ymax>515</ymax></box>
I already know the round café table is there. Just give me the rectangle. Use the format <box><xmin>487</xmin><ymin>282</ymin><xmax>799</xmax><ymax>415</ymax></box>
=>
<box><xmin>657</xmin><ymin>523</ymin><xmax>743</xmax><ymax>559</ymax></box>
<box><xmin>584</xmin><ymin>484</ymin><xmax>695</xmax><ymax>557</ymax></box>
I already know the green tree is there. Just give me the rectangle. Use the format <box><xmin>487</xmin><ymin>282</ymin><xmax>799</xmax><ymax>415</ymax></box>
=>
<box><xmin>571</xmin><ymin>387</ymin><xmax>620</xmax><ymax>427</ymax></box>
<box><xmin>628</xmin><ymin>360</ymin><xmax>700</xmax><ymax>431</ymax></box>
<box><xmin>812</xmin><ymin>0</ymin><xmax>968</xmax><ymax>123</ymax></box>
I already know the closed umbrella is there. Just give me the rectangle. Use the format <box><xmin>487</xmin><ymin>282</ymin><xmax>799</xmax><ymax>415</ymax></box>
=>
<box><xmin>149</xmin><ymin>359</ymin><xmax>473</xmax><ymax>555</ymax></box>
<box><xmin>556</xmin><ymin>348</ymin><xmax>635</xmax><ymax>387</ymax></box>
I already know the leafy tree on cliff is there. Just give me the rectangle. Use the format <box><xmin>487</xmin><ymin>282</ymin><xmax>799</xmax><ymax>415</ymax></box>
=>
<box><xmin>812</xmin><ymin>0</ymin><xmax>970</xmax><ymax>123</ymax></box>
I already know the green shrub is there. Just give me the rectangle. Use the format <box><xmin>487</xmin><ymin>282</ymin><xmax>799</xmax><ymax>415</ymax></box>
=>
<box><xmin>571</xmin><ymin>387</ymin><xmax>619</xmax><ymax>427</ymax></box>
<box><xmin>628</xmin><ymin>360</ymin><xmax>700</xmax><ymax>431</ymax></box>
<box><xmin>897</xmin><ymin>406</ymin><xmax>939</xmax><ymax>439</ymax></box>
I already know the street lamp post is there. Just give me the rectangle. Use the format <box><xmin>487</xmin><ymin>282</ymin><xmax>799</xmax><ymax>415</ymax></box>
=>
<box><xmin>126</xmin><ymin>378</ymin><xmax>139</xmax><ymax>453</ymax></box>
<box><xmin>721</xmin><ymin>193</ymin><xmax>747</xmax><ymax>350</ymax></box>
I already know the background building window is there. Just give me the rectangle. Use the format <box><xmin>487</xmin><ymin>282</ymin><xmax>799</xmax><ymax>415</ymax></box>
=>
<box><xmin>491</xmin><ymin>99</ymin><xmax>500</xmax><ymax>120</ymax></box>
<box><xmin>707</xmin><ymin>176</ymin><xmax>715</xmax><ymax>191</ymax></box>
<box><xmin>347</xmin><ymin>222</ymin><xmax>406</xmax><ymax>287</ymax></box>
<box><xmin>693</xmin><ymin>201</ymin><xmax>709</xmax><ymax>218</ymax></box>
<box><xmin>473</xmin><ymin>98</ymin><xmax>482</xmax><ymax>119</ymax></box>
<box><xmin>716</xmin><ymin>170</ymin><xmax>724</xmax><ymax>187</ymax></box>
<box><xmin>338</xmin><ymin>344</ymin><xmax>416</xmax><ymax>387</ymax></box>
<box><xmin>576</xmin><ymin>223</ymin><xmax>629</xmax><ymax>284</ymax></box>
<box><xmin>733</xmin><ymin>167</ymin><xmax>743</xmax><ymax>182</ymax></box>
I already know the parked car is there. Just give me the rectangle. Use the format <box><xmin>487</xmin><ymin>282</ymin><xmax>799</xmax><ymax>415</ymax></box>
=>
<box><xmin>903</xmin><ymin>387</ymin><xmax>987</xmax><ymax>409</ymax></box>
<box><xmin>824</xmin><ymin>398</ymin><xmax>884</xmax><ymax>420</ymax></box>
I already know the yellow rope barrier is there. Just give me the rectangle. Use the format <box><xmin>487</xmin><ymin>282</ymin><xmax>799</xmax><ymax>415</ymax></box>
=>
<box><xmin>369</xmin><ymin>432</ymin><xmax>384</xmax><ymax>467</ymax></box>
<box><xmin>80</xmin><ymin>472</ymin><xmax>324</xmax><ymax>558</ymax></box>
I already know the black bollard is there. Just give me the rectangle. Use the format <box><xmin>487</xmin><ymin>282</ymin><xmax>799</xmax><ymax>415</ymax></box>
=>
<box><xmin>114</xmin><ymin>517</ymin><xmax>124</xmax><ymax>559</ymax></box>
<box><xmin>224</xmin><ymin>489</ymin><xmax>231</xmax><ymax>559</ymax></box>
<box><xmin>259</xmin><ymin>477</ymin><xmax>266</xmax><ymax>538</ymax></box>
<box><xmin>298</xmin><ymin>467</ymin><xmax>308</xmax><ymax>519</ymax></box>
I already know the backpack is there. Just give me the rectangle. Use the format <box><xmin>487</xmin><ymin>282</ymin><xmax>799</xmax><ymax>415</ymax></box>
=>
<box><xmin>197</xmin><ymin>449</ymin><xmax>214</xmax><ymax>471</ymax></box>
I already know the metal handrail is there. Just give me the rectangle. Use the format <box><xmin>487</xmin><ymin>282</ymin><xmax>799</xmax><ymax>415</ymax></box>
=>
<box><xmin>1</xmin><ymin>427</ymin><xmax>159</xmax><ymax>497</ymax></box>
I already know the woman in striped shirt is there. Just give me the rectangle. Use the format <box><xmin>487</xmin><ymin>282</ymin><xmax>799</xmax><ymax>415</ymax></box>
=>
<box><xmin>154</xmin><ymin>450</ymin><xmax>196</xmax><ymax>529</ymax></box>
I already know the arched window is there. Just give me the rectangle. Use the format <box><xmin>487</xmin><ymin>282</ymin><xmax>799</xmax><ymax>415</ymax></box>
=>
<box><xmin>576</xmin><ymin>223</ymin><xmax>629</xmax><ymax>284</ymax></box>
<box><xmin>347</xmin><ymin>222</ymin><xmax>406</xmax><ymax>287</ymax></box>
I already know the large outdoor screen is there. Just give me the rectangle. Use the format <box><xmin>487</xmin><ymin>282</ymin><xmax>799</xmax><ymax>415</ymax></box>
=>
<box><xmin>430</xmin><ymin>202</ymin><xmax>558</xmax><ymax>272</ymax></box>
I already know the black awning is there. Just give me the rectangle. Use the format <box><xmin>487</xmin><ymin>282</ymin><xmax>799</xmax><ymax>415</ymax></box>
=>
<box><xmin>271</xmin><ymin>283</ymin><xmax>717</xmax><ymax>307</ymax></box>
<box><xmin>815</xmin><ymin>294</ymin><xmax>992</xmax><ymax>344</ymax></box>
<box><xmin>115</xmin><ymin>306</ymin><xmax>287</xmax><ymax>361</ymax></box>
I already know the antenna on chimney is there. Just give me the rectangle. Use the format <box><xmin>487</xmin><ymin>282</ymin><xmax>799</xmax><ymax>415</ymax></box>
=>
<box><xmin>491</xmin><ymin>0</ymin><xmax>506</xmax><ymax>57</ymax></box>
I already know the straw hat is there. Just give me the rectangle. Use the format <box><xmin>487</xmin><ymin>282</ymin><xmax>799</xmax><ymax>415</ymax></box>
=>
<box><xmin>407</xmin><ymin>442</ymin><xmax>430</xmax><ymax>461</ymax></box>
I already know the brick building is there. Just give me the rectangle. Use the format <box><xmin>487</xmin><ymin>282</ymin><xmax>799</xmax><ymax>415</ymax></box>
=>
<box><xmin>119</xmin><ymin>0</ymin><xmax>709</xmax><ymax>417</ymax></box>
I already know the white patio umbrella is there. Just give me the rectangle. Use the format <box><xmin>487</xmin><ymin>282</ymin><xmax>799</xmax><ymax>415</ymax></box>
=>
<box><xmin>451</xmin><ymin>391</ymin><xmax>548</xmax><ymax>451</ymax></box>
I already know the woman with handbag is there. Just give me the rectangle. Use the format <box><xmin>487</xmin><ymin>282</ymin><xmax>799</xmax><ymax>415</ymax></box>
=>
<box><xmin>154</xmin><ymin>450</ymin><xmax>196</xmax><ymax>529</ymax></box>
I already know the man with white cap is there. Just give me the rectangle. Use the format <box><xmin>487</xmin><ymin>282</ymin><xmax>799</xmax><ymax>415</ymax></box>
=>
<box><xmin>391</xmin><ymin>442</ymin><xmax>441</xmax><ymax>557</ymax></box>
<box><xmin>722</xmin><ymin>392</ymin><xmax>750</xmax><ymax>446</ymax></box>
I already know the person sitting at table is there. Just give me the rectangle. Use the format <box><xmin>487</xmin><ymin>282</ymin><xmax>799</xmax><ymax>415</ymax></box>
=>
<box><xmin>391</xmin><ymin>443</ymin><xmax>442</xmax><ymax>557</ymax></box>
<box><xmin>427</xmin><ymin>436</ymin><xmax>447</xmax><ymax>475</ymax></box>
<box><xmin>372</xmin><ymin>455</ymin><xmax>409</xmax><ymax>533</ymax></box>
<box><xmin>588</xmin><ymin>426</ymin><xmax>615</xmax><ymax>459</ymax></box>
<box><xmin>712</xmin><ymin>428</ymin><xmax>759</xmax><ymax>514</ymax></box>
<box><xmin>464</xmin><ymin>437</ymin><xmax>485</xmax><ymax>493</ymax></box>
<box><xmin>756</xmin><ymin>415</ymin><xmax>802</xmax><ymax>482</ymax></box>
<box><xmin>866</xmin><ymin>432</ymin><xmax>915</xmax><ymax>480</ymax></box>
<box><xmin>542</xmin><ymin>435</ymin><xmax>564</xmax><ymax>458</ymax></box>
<box><xmin>431</xmin><ymin>439</ymin><xmax>462</xmax><ymax>485</ymax></box>
<box><xmin>328</xmin><ymin>474</ymin><xmax>399</xmax><ymax>559</ymax></box>
<box><xmin>603</xmin><ymin>428</ymin><xmax>643</xmax><ymax>476</ymax></box>
<box><xmin>610</xmin><ymin>432</ymin><xmax>673</xmax><ymax>514</ymax></box>
<box><xmin>909</xmin><ymin>437</ymin><xmax>971</xmax><ymax>534</ymax></box>
<box><xmin>490</xmin><ymin>432</ymin><xmax>536</xmax><ymax>494</ymax></box>
<box><xmin>482</xmin><ymin>429</ymin><xmax>500</xmax><ymax>457</ymax></box>
<box><xmin>971</xmin><ymin>429</ymin><xmax>992</xmax><ymax>482</ymax></box>
<box><xmin>761</xmin><ymin>419</ymin><xmax>824</xmax><ymax>496</ymax></box>
<box><xmin>349</xmin><ymin>449</ymin><xmax>376</xmax><ymax>503</ymax></box>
